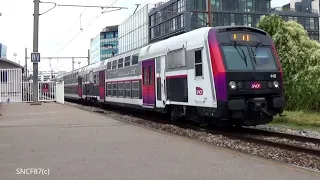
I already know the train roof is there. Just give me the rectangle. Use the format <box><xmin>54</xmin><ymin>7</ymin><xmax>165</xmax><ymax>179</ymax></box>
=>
<box><xmin>53</xmin><ymin>26</ymin><xmax>269</xmax><ymax>79</ymax></box>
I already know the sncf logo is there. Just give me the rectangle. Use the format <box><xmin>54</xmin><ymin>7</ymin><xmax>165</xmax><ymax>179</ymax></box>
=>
<box><xmin>196</xmin><ymin>87</ymin><xmax>203</xmax><ymax>95</ymax></box>
<box><xmin>251</xmin><ymin>82</ymin><xmax>261</xmax><ymax>89</ymax></box>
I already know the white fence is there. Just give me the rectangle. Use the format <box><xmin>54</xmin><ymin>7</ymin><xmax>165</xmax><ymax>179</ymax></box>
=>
<box><xmin>56</xmin><ymin>81</ymin><xmax>64</xmax><ymax>104</ymax></box>
<box><xmin>0</xmin><ymin>68</ymin><xmax>22</xmax><ymax>103</ymax></box>
<box><xmin>0</xmin><ymin>68</ymin><xmax>64</xmax><ymax>104</ymax></box>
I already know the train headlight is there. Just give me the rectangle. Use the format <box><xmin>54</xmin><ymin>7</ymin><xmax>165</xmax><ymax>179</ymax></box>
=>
<box><xmin>229</xmin><ymin>81</ymin><xmax>237</xmax><ymax>90</ymax></box>
<box><xmin>273</xmin><ymin>81</ymin><xmax>279</xmax><ymax>88</ymax></box>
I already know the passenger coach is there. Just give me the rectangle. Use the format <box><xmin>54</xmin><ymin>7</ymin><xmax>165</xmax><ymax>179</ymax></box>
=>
<box><xmin>53</xmin><ymin>26</ymin><xmax>285</xmax><ymax>127</ymax></box>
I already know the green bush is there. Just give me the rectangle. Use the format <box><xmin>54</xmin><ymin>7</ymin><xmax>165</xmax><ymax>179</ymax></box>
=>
<box><xmin>257</xmin><ymin>14</ymin><xmax>320</xmax><ymax>111</ymax></box>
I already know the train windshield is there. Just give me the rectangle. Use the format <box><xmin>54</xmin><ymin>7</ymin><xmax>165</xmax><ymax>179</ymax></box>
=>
<box><xmin>251</xmin><ymin>47</ymin><xmax>277</xmax><ymax>70</ymax></box>
<box><xmin>222</xmin><ymin>45</ymin><xmax>277</xmax><ymax>71</ymax></box>
<box><xmin>222</xmin><ymin>45</ymin><xmax>253</xmax><ymax>70</ymax></box>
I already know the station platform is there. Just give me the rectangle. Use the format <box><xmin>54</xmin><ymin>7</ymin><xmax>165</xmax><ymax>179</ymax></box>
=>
<box><xmin>0</xmin><ymin>102</ymin><xmax>319</xmax><ymax>180</ymax></box>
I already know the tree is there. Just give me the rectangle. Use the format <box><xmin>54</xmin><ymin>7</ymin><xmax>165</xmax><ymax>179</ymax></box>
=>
<box><xmin>257</xmin><ymin>14</ymin><xmax>320</xmax><ymax>111</ymax></box>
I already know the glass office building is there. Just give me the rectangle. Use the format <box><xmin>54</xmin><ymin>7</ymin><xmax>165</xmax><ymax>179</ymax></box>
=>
<box><xmin>89</xmin><ymin>26</ymin><xmax>119</xmax><ymax>64</ymax></box>
<box><xmin>0</xmin><ymin>43</ymin><xmax>7</xmax><ymax>59</ymax></box>
<box><xmin>149</xmin><ymin>0</ymin><xmax>319</xmax><ymax>42</ymax></box>
<box><xmin>90</xmin><ymin>35</ymin><xmax>101</xmax><ymax>64</ymax></box>
<box><xmin>100</xmin><ymin>26</ymin><xmax>119</xmax><ymax>61</ymax></box>
<box><xmin>118</xmin><ymin>4</ymin><xmax>151</xmax><ymax>54</ymax></box>
<box><xmin>148</xmin><ymin>0</ymin><xmax>271</xmax><ymax>43</ymax></box>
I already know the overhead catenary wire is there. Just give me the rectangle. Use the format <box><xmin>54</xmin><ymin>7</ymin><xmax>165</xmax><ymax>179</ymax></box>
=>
<box><xmin>54</xmin><ymin>0</ymin><xmax>122</xmax><ymax>57</ymax></box>
<box><xmin>64</xmin><ymin>0</ymin><xmax>95</xmax><ymax>35</ymax></box>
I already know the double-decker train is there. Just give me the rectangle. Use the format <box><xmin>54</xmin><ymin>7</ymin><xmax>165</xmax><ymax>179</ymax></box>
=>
<box><xmin>52</xmin><ymin>26</ymin><xmax>286</xmax><ymax>127</ymax></box>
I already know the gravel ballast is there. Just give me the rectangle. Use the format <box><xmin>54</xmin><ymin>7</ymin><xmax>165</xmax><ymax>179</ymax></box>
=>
<box><xmin>66</xmin><ymin>102</ymin><xmax>320</xmax><ymax>171</ymax></box>
<box><xmin>251</xmin><ymin>125</ymin><xmax>320</xmax><ymax>140</ymax></box>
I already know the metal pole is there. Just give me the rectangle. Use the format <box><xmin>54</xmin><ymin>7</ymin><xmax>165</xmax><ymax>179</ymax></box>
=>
<box><xmin>72</xmin><ymin>57</ymin><xmax>74</xmax><ymax>71</ymax></box>
<box><xmin>32</xmin><ymin>0</ymin><xmax>40</xmax><ymax>105</ymax></box>
<box><xmin>88</xmin><ymin>49</ymin><xmax>90</xmax><ymax>65</ymax></box>
<box><xmin>25</xmin><ymin>48</ymin><xmax>27</xmax><ymax>81</ymax></box>
<box><xmin>207</xmin><ymin>0</ymin><xmax>212</xmax><ymax>27</ymax></box>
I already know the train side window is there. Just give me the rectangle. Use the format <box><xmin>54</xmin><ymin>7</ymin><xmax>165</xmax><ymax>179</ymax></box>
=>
<box><xmin>93</xmin><ymin>74</ymin><xmax>97</xmax><ymax>84</ymax></box>
<box><xmin>195</xmin><ymin>50</ymin><xmax>203</xmax><ymax>77</ymax></box>
<box><xmin>118</xmin><ymin>58</ymin><xmax>124</xmax><ymax>68</ymax></box>
<box><xmin>112</xmin><ymin>82</ymin><xmax>117</xmax><ymax>97</ymax></box>
<box><xmin>125</xmin><ymin>56</ymin><xmax>131</xmax><ymax>67</ymax></box>
<box><xmin>124</xmin><ymin>82</ymin><xmax>131</xmax><ymax>98</ymax></box>
<box><xmin>117</xmin><ymin>82</ymin><xmax>124</xmax><ymax>97</ymax></box>
<box><xmin>167</xmin><ymin>49</ymin><xmax>186</xmax><ymax>69</ymax></box>
<box><xmin>132</xmin><ymin>55</ymin><xmax>139</xmax><ymax>65</ymax></box>
<box><xmin>112</xmin><ymin>60</ymin><xmax>117</xmax><ymax>69</ymax></box>
<box><xmin>131</xmin><ymin>81</ymin><xmax>140</xmax><ymax>98</ymax></box>
<box><xmin>107</xmin><ymin>83</ymin><xmax>112</xmax><ymax>96</ymax></box>
<box><xmin>107</xmin><ymin>62</ymin><xmax>111</xmax><ymax>70</ymax></box>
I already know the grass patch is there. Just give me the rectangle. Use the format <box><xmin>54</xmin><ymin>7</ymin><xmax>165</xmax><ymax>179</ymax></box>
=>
<box><xmin>272</xmin><ymin>111</ymin><xmax>320</xmax><ymax>131</ymax></box>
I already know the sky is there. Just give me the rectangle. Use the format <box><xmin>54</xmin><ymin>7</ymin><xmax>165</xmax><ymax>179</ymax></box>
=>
<box><xmin>0</xmin><ymin>0</ymin><xmax>289</xmax><ymax>73</ymax></box>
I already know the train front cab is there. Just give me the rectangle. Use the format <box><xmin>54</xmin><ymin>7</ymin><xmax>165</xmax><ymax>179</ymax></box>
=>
<box><xmin>208</xmin><ymin>27</ymin><xmax>286</xmax><ymax>126</ymax></box>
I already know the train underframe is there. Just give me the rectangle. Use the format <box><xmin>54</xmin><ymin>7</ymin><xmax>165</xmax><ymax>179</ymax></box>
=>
<box><xmin>71</xmin><ymin>94</ymin><xmax>285</xmax><ymax>128</ymax></box>
<box><xmin>169</xmin><ymin>95</ymin><xmax>286</xmax><ymax>127</ymax></box>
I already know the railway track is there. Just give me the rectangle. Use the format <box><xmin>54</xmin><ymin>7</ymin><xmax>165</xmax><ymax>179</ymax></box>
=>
<box><xmin>69</xmin><ymin>100</ymin><xmax>320</xmax><ymax>158</ymax></box>
<box><xmin>189</xmin><ymin>126</ymin><xmax>320</xmax><ymax>157</ymax></box>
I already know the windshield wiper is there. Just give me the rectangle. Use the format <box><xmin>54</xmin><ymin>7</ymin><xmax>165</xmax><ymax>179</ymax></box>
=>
<box><xmin>251</xmin><ymin>43</ymin><xmax>262</xmax><ymax>65</ymax></box>
<box><xmin>233</xmin><ymin>42</ymin><xmax>248</xmax><ymax>67</ymax></box>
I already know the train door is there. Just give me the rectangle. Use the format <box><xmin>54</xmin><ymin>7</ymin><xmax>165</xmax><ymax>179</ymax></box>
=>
<box><xmin>142</xmin><ymin>59</ymin><xmax>156</xmax><ymax>107</ymax></box>
<box><xmin>155</xmin><ymin>56</ymin><xmax>166</xmax><ymax>108</ymax></box>
<box><xmin>99</xmin><ymin>70</ymin><xmax>105</xmax><ymax>101</ymax></box>
<box><xmin>77</xmin><ymin>76</ymin><xmax>83</xmax><ymax>98</ymax></box>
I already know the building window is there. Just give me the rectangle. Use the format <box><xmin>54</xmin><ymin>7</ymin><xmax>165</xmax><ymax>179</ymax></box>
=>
<box><xmin>240</xmin><ymin>0</ymin><xmax>246</xmax><ymax>12</ymax></box>
<box><xmin>131</xmin><ymin>81</ymin><xmax>140</xmax><ymax>98</ymax></box>
<box><xmin>124</xmin><ymin>82</ymin><xmax>131</xmax><ymax>97</ymax></box>
<box><xmin>248</xmin><ymin>15</ymin><xmax>252</xmax><ymax>27</ymax></box>
<box><xmin>246</xmin><ymin>0</ymin><xmax>253</xmax><ymax>12</ymax></box>
<box><xmin>244</xmin><ymin>14</ymin><xmax>247</xmax><ymax>26</ymax></box>
<box><xmin>195</xmin><ymin>50</ymin><xmax>203</xmax><ymax>77</ymax></box>
<box><xmin>181</xmin><ymin>14</ymin><xmax>184</xmax><ymax>28</ymax></box>
<box><xmin>151</xmin><ymin>27</ymin><xmax>155</xmax><ymax>39</ymax></box>
<box><xmin>118</xmin><ymin>58</ymin><xmax>123</xmax><ymax>68</ymax></box>
<box><xmin>305</xmin><ymin>17</ymin><xmax>310</xmax><ymax>29</ymax></box>
<box><xmin>231</xmin><ymin>14</ymin><xmax>235</xmax><ymax>25</ymax></box>
<box><xmin>310</xmin><ymin>18</ymin><xmax>315</xmax><ymax>30</ymax></box>
<box><xmin>118</xmin><ymin>82</ymin><xmax>124</xmax><ymax>97</ymax></box>
<box><xmin>132</xmin><ymin>55</ymin><xmax>139</xmax><ymax>65</ymax></box>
